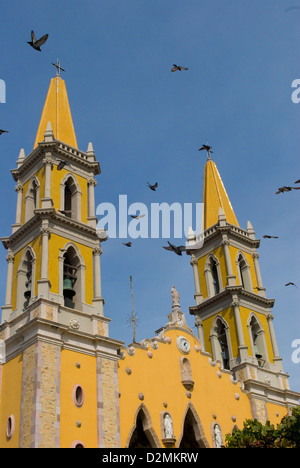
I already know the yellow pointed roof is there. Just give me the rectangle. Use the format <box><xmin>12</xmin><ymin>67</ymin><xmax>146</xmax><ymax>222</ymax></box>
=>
<box><xmin>34</xmin><ymin>75</ymin><xmax>77</xmax><ymax>148</ymax></box>
<box><xmin>203</xmin><ymin>158</ymin><xmax>239</xmax><ymax>229</ymax></box>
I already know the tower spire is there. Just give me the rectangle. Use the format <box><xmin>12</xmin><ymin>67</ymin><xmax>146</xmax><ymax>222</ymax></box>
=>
<box><xmin>33</xmin><ymin>73</ymin><xmax>77</xmax><ymax>149</ymax></box>
<box><xmin>203</xmin><ymin>157</ymin><xmax>239</xmax><ymax>229</ymax></box>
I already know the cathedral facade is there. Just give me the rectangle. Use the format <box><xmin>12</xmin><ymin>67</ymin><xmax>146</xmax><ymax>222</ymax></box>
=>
<box><xmin>0</xmin><ymin>75</ymin><xmax>298</xmax><ymax>448</ymax></box>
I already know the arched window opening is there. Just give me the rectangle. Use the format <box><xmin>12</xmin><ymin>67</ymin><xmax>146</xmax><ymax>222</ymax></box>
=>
<box><xmin>23</xmin><ymin>253</ymin><xmax>33</xmax><ymax>310</ymax></box>
<box><xmin>60</xmin><ymin>175</ymin><xmax>81</xmax><ymax>221</ymax></box>
<box><xmin>25</xmin><ymin>178</ymin><xmax>39</xmax><ymax>221</ymax></box>
<box><xmin>215</xmin><ymin>319</ymin><xmax>230</xmax><ymax>370</ymax></box>
<box><xmin>64</xmin><ymin>180</ymin><xmax>72</xmax><ymax>218</ymax></box>
<box><xmin>63</xmin><ymin>249</ymin><xmax>78</xmax><ymax>309</ymax></box>
<box><xmin>205</xmin><ymin>256</ymin><xmax>222</xmax><ymax>298</ymax></box>
<box><xmin>16</xmin><ymin>248</ymin><xmax>36</xmax><ymax>313</ymax></box>
<box><xmin>249</xmin><ymin>316</ymin><xmax>267</xmax><ymax>367</ymax></box>
<box><xmin>237</xmin><ymin>253</ymin><xmax>252</xmax><ymax>291</ymax></box>
<box><xmin>211</xmin><ymin>258</ymin><xmax>220</xmax><ymax>295</ymax></box>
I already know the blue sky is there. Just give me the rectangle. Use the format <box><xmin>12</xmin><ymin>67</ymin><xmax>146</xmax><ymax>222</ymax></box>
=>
<box><xmin>0</xmin><ymin>1</ymin><xmax>299</xmax><ymax>391</ymax></box>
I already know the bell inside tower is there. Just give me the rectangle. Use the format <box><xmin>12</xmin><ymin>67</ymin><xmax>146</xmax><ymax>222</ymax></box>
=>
<box><xmin>63</xmin><ymin>249</ymin><xmax>78</xmax><ymax>309</ymax></box>
<box><xmin>23</xmin><ymin>251</ymin><xmax>33</xmax><ymax>310</ymax></box>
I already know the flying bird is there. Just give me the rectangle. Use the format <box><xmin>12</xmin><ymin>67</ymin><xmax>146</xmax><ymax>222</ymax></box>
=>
<box><xmin>171</xmin><ymin>64</ymin><xmax>188</xmax><ymax>72</ymax></box>
<box><xmin>285</xmin><ymin>282</ymin><xmax>297</xmax><ymax>287</ymax></box>
<box><xmin>147</xmin><ymin>182</ymin><xmax>158</xmax><ymax>191</ymax></box>
<box><xmin>130</xmin><ymin>214</ymin><xmax>145</xmax><ymax>220</ymax></box>
<box><xmin>123</xmin><ymin>242</ymin><xmax>132</xmax><ymax>247</ymax></box>
<box><xmin>0</xmin><ymin>130</ymin><xmax>8</xmax><ymax>135</ymax></box>
<box><xmin>263</xmin><ymin>235</ymin><xmax>278</xmax><ymax>239</ymax></box>
<box><xmin>163</xmin><ymin>241</ymin><xmax>186</xmax><ymax>256</ymax></box>
<box><xmin>285</xmin><ymin>6</ymin><xmax>300</xmax><ymax>12</ymax></box>
<box><xmin>275</xmin><ymin>186</ymin><xmax>300</xmax><ymax>194</ymax></box>
<box><xmin>27</xmin><ymin>30</ymin><xmax>49</xmax><ymax>51</ymax></box>
<box><xmin>295</xmin><ymin>179</ymin><xmax>300</xmax><ymax>184</ymax></box>
<box><xmin>57</xmin><ymin>159</ymin><xmax>71</xmax><ymax>171</ymax></box>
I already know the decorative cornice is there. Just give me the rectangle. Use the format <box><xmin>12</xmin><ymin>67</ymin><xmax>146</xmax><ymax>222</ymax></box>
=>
<box><xmin>11</xmin><ymin>138</ymin><xmax>101</xmax><ymax>182</ymax></box>
<box><xmin>1</xmin><ymin>209</ymin><xmax>100</xmax><ymax>249</ymax></box>
<box><xmin>189</xmin><ymin>286</ymin><xmax>275</xmax><ymax>315</ymax></box>
<box><xmin>186</xmin><ymin>223</ymin><xmax>260</xmax><ymax>257</ymax></box>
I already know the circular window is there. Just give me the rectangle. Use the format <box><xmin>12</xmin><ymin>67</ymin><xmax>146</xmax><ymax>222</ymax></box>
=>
<box><xmin>72</xmin><ymin>384</ymin><xmax>84</xmax><ymax>407</ymax></box>
<box><xmin>71</xmin><ymin>440</ymin><xmax>85</xmax><ymax>448</ymax></box>
<box><xmin>6</xmin><ymin>415</ymin><xmax>15</xmax><ymax>440</ymax></box>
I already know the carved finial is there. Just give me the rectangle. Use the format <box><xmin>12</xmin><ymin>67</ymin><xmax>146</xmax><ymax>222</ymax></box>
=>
<box><xmin>17</xmin><ymin>148</ymin><xmax>25</xmax><ymax>167</ymax></box>
<box><xmin>171</xmin><ymin>285</ymin><xmax>180</xmax><ymax>308</ymax></box>
<box><xmin>44</xmin><ymin>121</ymin><xmax>54</xmax><ymax>142</ymax></box>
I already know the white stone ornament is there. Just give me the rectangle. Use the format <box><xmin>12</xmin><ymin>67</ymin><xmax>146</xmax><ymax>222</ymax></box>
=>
<box><xmin>69</xmin><ymin>318</ymin><xmax>80</xmax><ymax>329</ymax></box>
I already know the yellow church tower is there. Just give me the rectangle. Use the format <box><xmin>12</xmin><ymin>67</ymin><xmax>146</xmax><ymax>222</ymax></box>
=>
<box><xmin>0</xmin><ymin>70</ymin><xmax>123</xmax><ymax>448</ymax></box>
<box><xmin>188</xmin><ymin>153</ymin><xmax>300</xmax><ymax>420</ymax></box>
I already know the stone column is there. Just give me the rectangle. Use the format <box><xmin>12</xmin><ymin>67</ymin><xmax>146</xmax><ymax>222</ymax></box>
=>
<box><xmin>12</xmin><ymin>181</ymin><xmax>23</xmax><ymax>232</ymax></box>
<box><xmin>41</xmin><ymin>156</ymin><xmax>53</xmax><ymax>209</ymax></box>
<box><xmin>37</xmin><ymin>225</ymin><xmax>51</xmax><ymax>298</ymax></box>
<box><xmin>190</xmin><ymin>257</ymin><xmax>203</xmax><ymax>305</ymax></box>
<box><xmin>93</xmin><ymin>246</ymin><xmax>104</xmax><ymax>316</ymax></box>
<box><xmin>222</xmin><ymin>236</ymin><xmax>236</xmax><ymax>286</ymax></box>
<box><xmin>252</xmin><ymin>252</ymin><xmax>266</xmax><ymax>297</ymax></box>
<box><xmin>195</xmin><ymin>316</ymin><xmax>205</xmax><ymax>351</ymax></box>
<box><xmin>231</xmin><ymin>299</ymin><xmax>248</xmax><ymax>361</ymax></box>
<box><xmin>2</xmin><ymin>250</ymin><xmax>14</xmax><ymax>322</ymax></box>
<box><xmin>267</xmin><ymin>313</ymin><xmax>283</xmax><ymax>370</ymax></box>
<box><xmin>87</xmin><ymin>178</ymin><xmax>98</xmax><ymax>228</ymax></box>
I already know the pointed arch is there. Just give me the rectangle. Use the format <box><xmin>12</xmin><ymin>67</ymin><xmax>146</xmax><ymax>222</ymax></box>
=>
<box><xmin>126</xmin><ymin>403</ymin><xmax>161</xmax><ymax>448</ymax></box>
<box><xmin>25</xmin><ymin>177</ymin><xmax>40</xmax><ymax>222</ymax></box>
<box><xmin>247</xmin><ymin>313</ymin><xmax>269</xmax><ymax>366</ymax></box>
<box><xmin>204</xmin><ymin>254</ymin><xmax>222</xmax><ymax>297</ymax></box>
<box><xmin>177</xmin><ymin>402</ymin><xmax>210</xmax><ymax>448</ymax></box>
<box><xmin>236</xmin><ymin>251</ymin><xmax>253</xmax><ymax>292</ymax></box>
<box><xmin>59</xmin><ymin>242</ymin><xmax>86</xmax><ymax>310</ymax></box>
<box><xmin>16</xmin><ymin>246</ymin><xmax>36</xmax><ymax>312</ymax></box>
<box><xmin>60</xmin><ymin>173</ymin><xmax>82</xmax><ymax>221</ymax></box>
<box><xmin>210</xmin><ymin>315</ymin><xmax>232</xmax><ymax>370</ymax></box>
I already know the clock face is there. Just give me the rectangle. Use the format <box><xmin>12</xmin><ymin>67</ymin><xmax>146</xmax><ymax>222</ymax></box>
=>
<box><xmin>176</xmin><ymin>336</ymin><xmax>191</xmax><ymax>354</ymax></box>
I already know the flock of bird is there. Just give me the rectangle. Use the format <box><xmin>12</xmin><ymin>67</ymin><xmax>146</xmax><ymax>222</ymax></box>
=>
<box><xmin>0</xmin><ymin>30</ymin><xmax>298</xmax><ymax>291</ymax></box>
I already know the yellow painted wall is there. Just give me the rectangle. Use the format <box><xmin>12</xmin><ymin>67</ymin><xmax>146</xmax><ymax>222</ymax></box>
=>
<box><xmin>60</xmin><ymin>349</ymin><xmax>98</xmax><ymax>448</ymax></box>
<box><xmin>118</xmin><ymin>329</ymin><xmax>252</xmax><ymax>448</ymax></box>
<box><xmin>0</xmin><ymin>354</ymin><xmax>23</xmax><ymax>448</ymax></box>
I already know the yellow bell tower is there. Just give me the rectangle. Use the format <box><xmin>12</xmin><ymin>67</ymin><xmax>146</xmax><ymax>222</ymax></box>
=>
<box><xmin>0</xmin><ymin>71</ymin><xmax>123</xmax><ymax>448</ymax></box>
<box><xmin>188</xmin><ymin>153</ymin><xmax>299</xmax><ymax>421</ymax></box>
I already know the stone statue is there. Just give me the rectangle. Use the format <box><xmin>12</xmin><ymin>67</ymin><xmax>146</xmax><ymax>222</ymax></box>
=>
<box><xmin>214</xmin><ymin>424</ymin><xmax>222</xmax><ymax>448</ymax></box>
<box><xmin>164</xmin><ymin>413</ymin><xmax>174</xmax><ymax>439</ymax></box>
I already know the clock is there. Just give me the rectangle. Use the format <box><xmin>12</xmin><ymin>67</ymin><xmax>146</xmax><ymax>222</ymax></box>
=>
<box><xmin>176</xmin><ymin>336</ymin><xmax>191</xmax><ymax>354</ymax></box>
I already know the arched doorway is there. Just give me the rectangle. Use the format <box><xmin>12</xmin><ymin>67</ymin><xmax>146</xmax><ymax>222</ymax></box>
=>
<box><xmin>178</xmin><ymin>404</ymin><xmax>210</xmax><ymax>448</ymax></box>
<box><xmin>127</xmin><ymin>404</ymin><xmax>161</xmax><ymax>448</ymax></box>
